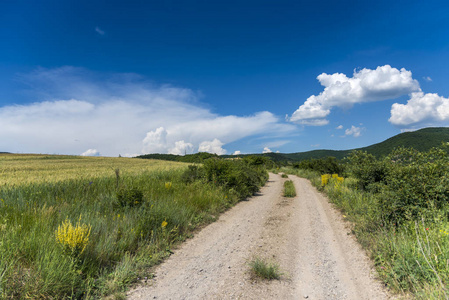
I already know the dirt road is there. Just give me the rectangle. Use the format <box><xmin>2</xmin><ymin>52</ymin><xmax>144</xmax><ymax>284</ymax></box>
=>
<box><xmin>128</xmin><ymin>173</ymin><xmax>390</xmax><ymax>299</ymax></box>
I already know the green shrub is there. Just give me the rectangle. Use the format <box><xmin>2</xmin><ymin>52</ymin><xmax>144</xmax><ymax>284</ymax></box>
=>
<box><xmin>116</xmin><ymin>187</ymin><xmax>144</xmax><ymax>207</ymax></box>
<box><xmin>181</xmin><ymin>165</ymin><xmax>204</xmax><ymax>183</ymax></box>
<box><xmin>283</xmin><ymin>180</ymin><xmax>296</xmax><ymax>197</ymax></box>
<box><xmin>242</xmin><ymin>155</ymin><xmax>275</xmax><ymax>169</ymax></box>
<box><xmin>381</xmin><ymin>147</ymin><xmax>449</xmax><ymax>224</ymax></box>
<box><xmin>346</xmin><ymin>150</ymin><xmax>389</xmax><ymax>191</ymax></box>
<box><xmin>202</xmin><ymin>158</ymin><xmax>268</xmax><ymax>200</ymax></box>
<box><xmin>281</xmin><ymin>173</ymin><xmax>288</xmax><ymax>178</ymax></box>
<box><xmin>293</xmin><ymin>156</ymin><xmax>345</xmax><ymax>175</ymax></box>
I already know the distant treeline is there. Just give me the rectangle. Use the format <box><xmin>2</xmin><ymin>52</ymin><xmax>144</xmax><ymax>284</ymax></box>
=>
<box><xmin>136</xmin><ymin>152</ymin><xmax>219</xmax><ymax>163</ymax></box>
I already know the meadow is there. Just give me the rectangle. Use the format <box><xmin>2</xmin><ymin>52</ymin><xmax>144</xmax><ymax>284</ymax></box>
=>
<box><xmin>283</xmin><ymin>146</ymin><xmax>449</xmax><ymax>299</ymax></box>
<box><xmin>0</xmin><ymin>154</ymin><xmax>186</xmax><ymax>186</ymax></box>
<box><xmin>0</xmin><ymin>154</ymin><xmax>267</xmax><ymax>299</ymax></box>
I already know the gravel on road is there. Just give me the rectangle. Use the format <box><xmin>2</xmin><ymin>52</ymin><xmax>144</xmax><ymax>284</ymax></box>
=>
<box><xmin>127</xmin><ymin>173</ymin><xmax>391</xmax><ymax>300</ymax></box>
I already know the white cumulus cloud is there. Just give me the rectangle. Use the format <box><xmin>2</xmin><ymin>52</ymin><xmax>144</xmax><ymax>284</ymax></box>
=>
<box><xmin>263</xmin><ymin>147</ymin><xmax>272</xmax><ymax>153</ymax></box>
<box><xmin>142</xmin><ymin>127</ymin><xmax>168</xmax><ymax>154</ymax></box>
<box><xmin>169</xmin><ymin>140</ymin><xmax>194</xmax><ymax>155</ymax></box>
<box><xmin>233</xmin><ymin>150</ymin><xmax>241</xmax><ymax>155</ymax></box>
<box><xmin>389</xmin><ymin>92</ymin><xmax>449</xmax><ymax>128</ymax></box>
<box><xmin>81</xmin><ymin>149</ymin><xmax>100</xmax><ymax>156</ymax></box>
<box><xmin>0</xmin><ymin>67</ymin><xmax>296</xmax><ymax>156</ymax></box>
<box><xmin>290</xmin><ymin>65</ymin><xmax>420</xmax><ymax>126</ymax></box>
<box><xmin>198</xmin><ymin>139</ymin><xmax>226</xmax><ymax>155</ymax></box>
<box><xmin>345</xmin><ymin>125</ymin><xmax>364</xmax><ymax>137</ymax></box>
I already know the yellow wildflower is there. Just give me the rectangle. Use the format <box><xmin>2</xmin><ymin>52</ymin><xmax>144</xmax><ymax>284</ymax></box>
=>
<box><xmin>321</xmin><ymin>174</ymin><xmax>331</xmax><ymax>186</ymax></box>
<box><xmin>161</xmin><ymin>220</ymin><xmax>168</xmax><ymax>228</ymax></box>
<box><xmin>55</xmin><ymin>216</ymin><xmax>91</xmax><ymax>257</ymax></box>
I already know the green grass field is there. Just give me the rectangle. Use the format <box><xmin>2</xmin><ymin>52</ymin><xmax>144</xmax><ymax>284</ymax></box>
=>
<box><xmin>0</xmin><ymin>154</ymin><xmax>252</xmax><ymax>299</ymax></box>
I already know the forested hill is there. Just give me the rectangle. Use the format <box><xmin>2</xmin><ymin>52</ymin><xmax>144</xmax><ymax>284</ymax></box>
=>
<box><xmin>360</xmin><ymin>127</ymin><xmax>449</xmax><ymax>157</ymax></box>
<box><xmin>270</xmin><ymin>127</ymin><xmax>449</xmax><ymax>161</ymax></box>
<box><xmin>267</xmin><ymin>127</ymin><xmax>449</xmax><ymax>161</ymax></box>
<box><xmin>137</xmin><ymin>127</ymin><xmax>449</xmax><ymax>162</ymax></box>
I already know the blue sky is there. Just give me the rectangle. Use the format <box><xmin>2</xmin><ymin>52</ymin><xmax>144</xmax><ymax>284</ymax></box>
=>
<box><xmin>1</xmin><ymin>0</ymin><xmax>449</xmax><ymax>156</ymax></box>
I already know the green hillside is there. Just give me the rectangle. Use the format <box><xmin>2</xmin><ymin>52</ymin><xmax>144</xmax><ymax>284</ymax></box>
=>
<box><xmin>284</xmin><ymin>127</ymin><xmax>449</xmax><ymax>160</ymax></box>
<box><xmin>361</xmin><ymin>127</ymin><xmax>449</xmax><ymax>157</ymax></box>
<box><xmin>281</xmin><ymin>127</ymin><xmax>449</xmax><ymax>161</ymax></box>
<box><xmin>138</xmin><ymin>127</ymin><xmax>449</xmax><ymax>163</ymax></box>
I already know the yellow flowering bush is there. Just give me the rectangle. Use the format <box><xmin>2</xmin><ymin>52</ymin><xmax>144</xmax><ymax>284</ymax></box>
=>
<box><xmin>322</xmin><ymin>174</ymin><xmax>344</xmax><ymax>187</ymax></box>
<box><xmin>321</xmin><ymin>174</ymin><xmax>331</xmax><ymax>186</ymax></box>
<box><xmin>56</xmin><ymin>216</ymin><xmax>91</xmax><ymax>257</ymax></box>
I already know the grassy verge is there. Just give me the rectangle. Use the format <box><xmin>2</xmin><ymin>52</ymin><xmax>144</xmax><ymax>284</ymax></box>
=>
<box><xmin>0</xmin><ymin>155</ymin><xmax>268</xmax><ymax>299</ymax></box>
<box><xmin>281</xmin><ymin>166</ymin><xmax>449</xmax><ymax>299</ymax></box>
<box><xmin>283</xmin><ymin>180</ymin><xmax>296</xmax><ymax>197</ymax></box>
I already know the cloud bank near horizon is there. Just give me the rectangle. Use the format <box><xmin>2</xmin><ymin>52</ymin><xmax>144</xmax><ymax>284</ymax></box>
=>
<box><xmin>0</xmin><ymin>67</ymin><xmax>295</xmax><ymax>156</ymax></box>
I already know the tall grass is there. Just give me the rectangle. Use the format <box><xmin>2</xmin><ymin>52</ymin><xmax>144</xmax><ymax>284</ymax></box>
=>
<box><xmin>0</xmin><ymin>155</ymin><xmax>266</xmax><ymax>299</ymax></box>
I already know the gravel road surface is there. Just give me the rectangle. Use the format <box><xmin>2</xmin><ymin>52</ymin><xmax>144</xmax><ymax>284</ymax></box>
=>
<box><xmin>127</xmin><ymin>173</ymin><xmax>390</xmax><ymax>300</ymax></box>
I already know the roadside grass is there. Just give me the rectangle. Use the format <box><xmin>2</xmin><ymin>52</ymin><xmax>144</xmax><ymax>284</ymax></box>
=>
<box><xmin>282</xmin><ymin>164</ymin><xmax>449</xmax><ymax>299</ymax></box>
<box><xmin>281</xmin><ymin>173</ymin><xmax>288</xmax><ymax>178</ymax></box>
<box><xmin>249</xmin><ymin>257</ymin><xmax>282</xmax><ymax>280</ymax></box>
<box><xmin>283</xmin><ymin>180</ymin><xmax>296</xmax><ymax>197</ymax></box>
<box><xmin>0</xmin><ymin>154</ymin><xmax>268</xmax><ymax>299</ymax></box>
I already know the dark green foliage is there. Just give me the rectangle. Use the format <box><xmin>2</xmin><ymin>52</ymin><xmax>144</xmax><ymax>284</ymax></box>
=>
<box><xmin>293</xmin><ymin>156</ymin><xmax>345</xmax><ymax>175</ymax></box>
<box><xmin>346</xmin><ymin>151</ymin><xmax>389</xmax><ymax>192</ymax></box>
<box><xmin>347</xmin><ymin>146</ymin><xmax>449</xmax><ymax>224</ymax></box>
<box><xmin>381</xmin><ymin>147</ymin><xmax>449</xmax><ymax>224</ymax></box>
<box><xmin>242</xmin><ymin>155</ymin><xmax>275</xmax><ymax>169</ymax></box>
<box><xmin>116</xmin><ymin>187</ymin><xmax>144</xmax><ymax>207</ymax></box>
